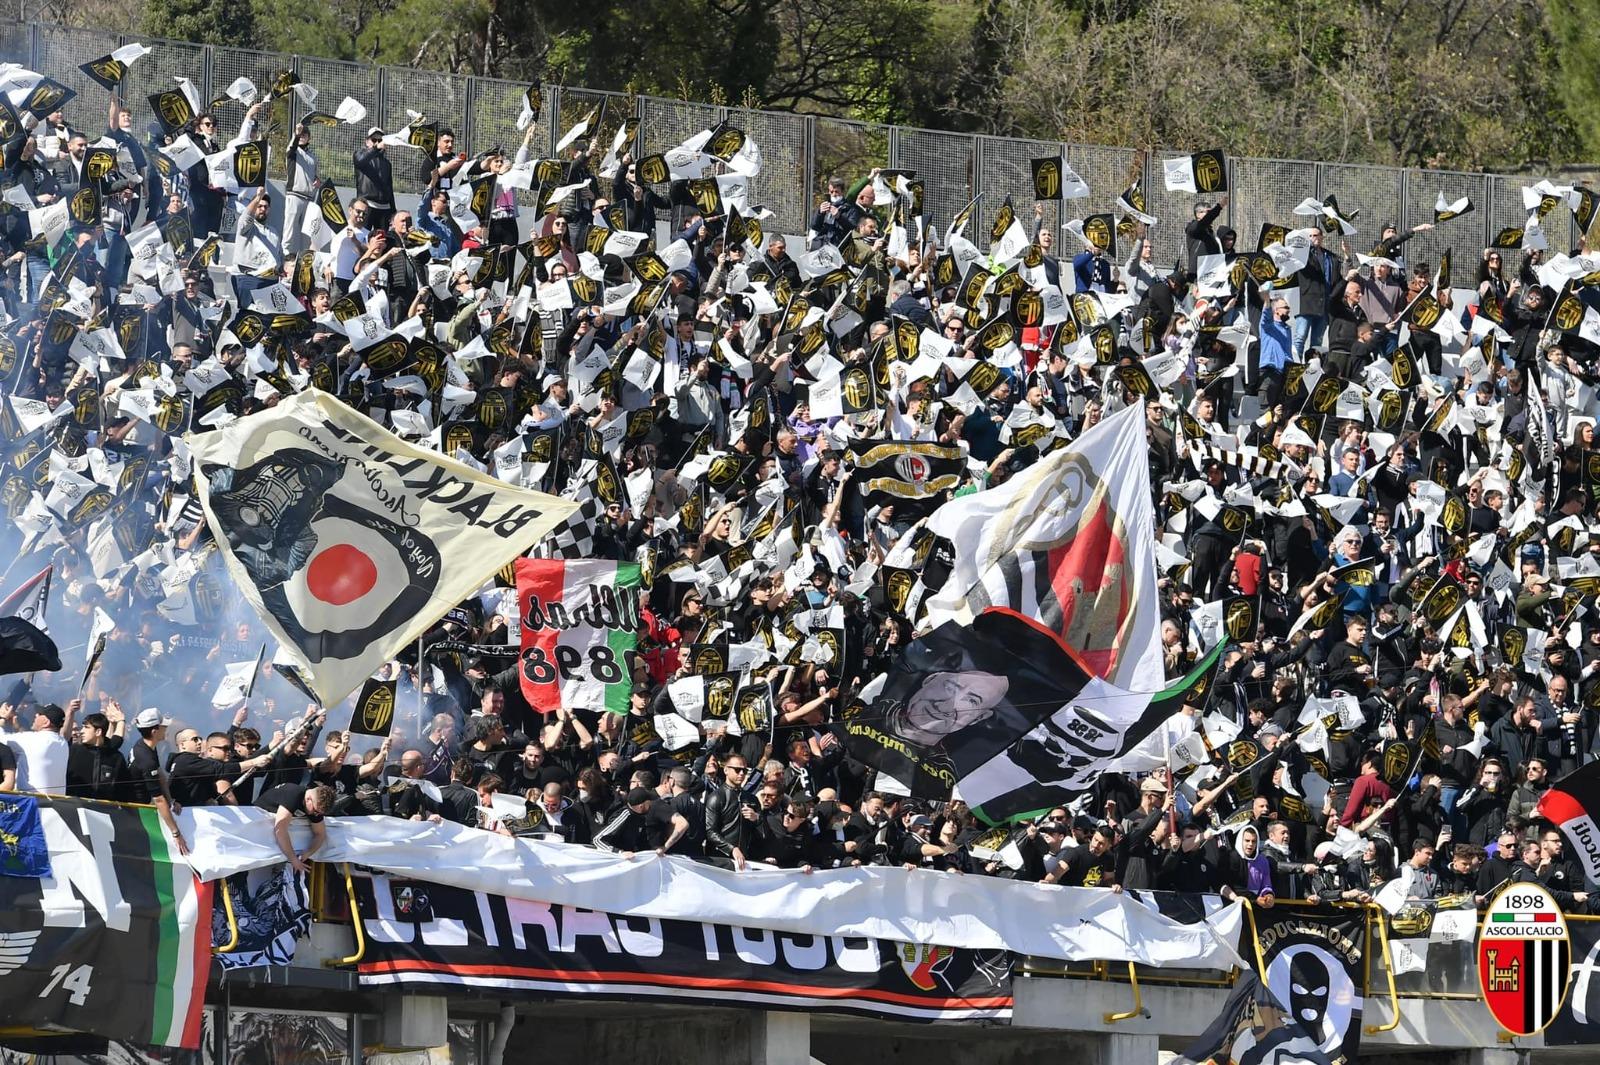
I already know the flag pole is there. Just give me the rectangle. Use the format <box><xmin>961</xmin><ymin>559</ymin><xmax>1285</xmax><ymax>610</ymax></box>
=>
<box><xmin>231</xmin><ymin>707</ymin><xmax>320</xmax><ymax>791</ymax></box>
<box><xmin>416</xmin><ymin>633</ymin><xmax>425</xmax><ymax>740</ymax></box>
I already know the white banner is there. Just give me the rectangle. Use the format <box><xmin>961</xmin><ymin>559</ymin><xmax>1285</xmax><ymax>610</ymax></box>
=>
<box><xmin>180</xmin><ymin>808</ymin><xmax>1245</xmax><ymax>967</ymax></box>
<box><xmin>186</xmin><ymin>390</ymin><xmax>578</xmax><ymax>706</ymax></box>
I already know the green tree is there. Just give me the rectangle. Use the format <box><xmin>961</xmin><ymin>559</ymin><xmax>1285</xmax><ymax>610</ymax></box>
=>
<box><xmin>144</xmin><ymin>0</ymin><xmax>258</xmax><ymax>48</ymax></box>
<box><xmin>1546</xmin><ymin>0</ymin><xmax>1600</xmax><ymax>162</ymax></box>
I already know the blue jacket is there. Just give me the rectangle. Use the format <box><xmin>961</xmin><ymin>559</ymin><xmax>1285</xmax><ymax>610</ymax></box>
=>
<box><xmin>1072</xmin><ymin>251</ymin><xmax>1112</xmax><ymax>293</ymax></box>
<box><xmin>416</xmin><ymin>193</ymin><xmax>459</xmax><ymax>260</ymax></box>
<box><xmin>1258</xmin><ymin>303</ymin><xmax>1295</xmax><ymax>372</ymax></box>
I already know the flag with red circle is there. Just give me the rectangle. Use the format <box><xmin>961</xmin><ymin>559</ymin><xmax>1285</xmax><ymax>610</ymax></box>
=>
<box><xmin>187</xmin><ymin>389</ymin><xmax>578</xmax><ymax>707</ymax></box>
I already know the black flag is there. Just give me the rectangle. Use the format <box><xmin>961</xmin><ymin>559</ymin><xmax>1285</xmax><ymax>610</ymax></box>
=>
<box><xmin>348</xmin><ymin>676</ymin><xmax>398</xmax><ymax>737</ymax></box>
<box><xmin>0</xmin><ymin>616</ymin><xmax>60</xmax><ymax>675</ymax></box>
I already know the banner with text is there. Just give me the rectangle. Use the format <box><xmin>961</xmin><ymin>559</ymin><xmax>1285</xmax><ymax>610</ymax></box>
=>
<box><xmin>354</xmin><ymin>875</ymin><xmax>1013</xmax><ymax>1022</ymax></box>
<box><xmin>0</xmin><ymin>795</ymin><xmax>210</xmax><ymax>1048</ymax></box>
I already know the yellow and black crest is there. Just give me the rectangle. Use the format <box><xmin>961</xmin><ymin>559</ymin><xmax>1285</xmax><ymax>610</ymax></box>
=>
<box><xmin>148</xmin><ymin>90</ymin><xmax>194</xmax><ymax>134</ymax></box>
<box><xmin>79</xmin><ymin>56</ymin><xmax>127</xmax><ymax>91</ymax></box>
<box><xmin>20</xmin><ymin>78</ymin><xmax>72</xmax><ymax>118</ymax></box>
<box><xmin>706</xmin><ymin>125</ymin><xmax>746</xmax><ymax>161</ymax></box>
<box><xmin>1031</xmin><ymin>157</ymin><xmax>1061</xmax><ymax>200</ymax></box>
<box><xmin>317</xmin><ymin>184</ymin><xmax>348</xmax><ymax>229</ymax></box>
<box><xmin>67</xmin><ymin>185</ymin><xmax>100</xmax><ymax>228</ymax></box>
<box><xmin>989</xmin><ymin>198</ymin><xmax>1016</xmax><ymax>243</ymax></box>
<box><xmin>232</xmin><ymin>140</ymin><xmax>268</xmax><ymax>188</ymax></box>
<box><xmin>1082</xmin><ymin>213</ymin><xmax>1114</xmax><ymax>253</ymax></box>
<box><xmin>408</xmin><ymin>122</ymin><xmax>438</xmax><ymax>155</ymax></box>
<box><xmin>635</xmin><ymin>153</ymin><xmax>668</xmax><ymax>184</ymax></box>
<box><xmin>1390</xmin><ymin>345</ymin><xmax>1416</xmax><ymax>389</ymax></box>
<box><xmin>357</xmin><ymin>679</ymin><xmax>396</xmax><ymax>736</ymax></box>
<box><xmin>1403</xmin><ymin>293</ymin><xmax>1442</xmax><ymax>330</ymax></box>
<box><xmin>1554</xmin><ymin>291</ymin><xmax>1586</xmax><ymax>333</ymax></box>
<box><xmin>1490</xmin><ymin>227</ymin><xmax>1523</xmax><ymax>249</ymax></box>
<box><xmin>1193</xmin><ymin>150</ymin><xmax>1227</xmax><ymax>193</ymax></box>
<box><xmin>1223</xmin><ymin>595</ymin><xmax>1257</xmax><ymax>642</ymax></box>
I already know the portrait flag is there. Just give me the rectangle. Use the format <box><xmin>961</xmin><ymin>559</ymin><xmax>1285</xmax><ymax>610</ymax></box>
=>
<box><xmin>187</xmin><ymin>389</ymin><xmax>579</xmax><ymax>708</ymax></box>
<box><xmin>844</xmin><ymin>607</ymin><xmax>1169</xmax><ymax>823</ymax></box>
<box><xmin>923</xmin><ymin>401</ymin><xmax>1164</xmax><ymax>694</ymax></box>
<box><xmin>1163</xmin><ymin>150</ymin><xmax>1229</xmax><ymax>195</ymax></box>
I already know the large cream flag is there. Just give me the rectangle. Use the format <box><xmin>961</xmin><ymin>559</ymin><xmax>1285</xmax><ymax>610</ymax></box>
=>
<box><xmin>186</xmin><ymin>389</ymin><xmax>578</xmax><ymax>706</ymax></box>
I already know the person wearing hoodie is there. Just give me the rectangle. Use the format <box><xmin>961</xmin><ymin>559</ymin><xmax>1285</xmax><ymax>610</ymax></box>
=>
<box><xmin>519</xmin><ymin>781</ymin><xmax>590</xmax><ymax>845</ymax></box>
<box><xmin>1216</xmin><ymin>824</ymin><xmax>1277</xmax><ymax>906</ymax></box>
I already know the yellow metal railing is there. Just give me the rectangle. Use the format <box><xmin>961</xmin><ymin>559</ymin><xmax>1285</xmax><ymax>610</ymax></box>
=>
<box><xmin>1102</xmin><ymin>962</ymin><xmax>1148</xmax><ymax>1023</ymax></box>
<box><xmin>212</xmin><ymin>877</ymin><xmax>239</xmax><ymax>954</ymax></box>
<box><xmin>325</xmin><ymin>863</ymin><xmax>367</xmax><ymax>968</ymax></box>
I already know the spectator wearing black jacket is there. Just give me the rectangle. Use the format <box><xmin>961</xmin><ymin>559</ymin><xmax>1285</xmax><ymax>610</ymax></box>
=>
<box><xmin>758</xmin><ymin>798</ymin><xmax>831</xmax><ymax>869</ymax></box>
<box><xmin>1184</xmin><ymin>198</ymin><xmax>1226</xmax><ymax>278</ymax></box>
<box><xmin>65</xmin><ymin>710</ymin><xmax>130</xmax><ymax>802</ymax></box>
<box><xmin>809</xmin><ymin>176</ymin><xmax>861</xmax><ymax>249</ymax></box>
<box><xmin>703</xmin><ymin>755</ymin><xmax>760</xmax><ymax>868</ymax></box>
<box><xmin>354</xmin><ymin>129</ymin><xmax>397</xmax><ymax>232</ymax></box>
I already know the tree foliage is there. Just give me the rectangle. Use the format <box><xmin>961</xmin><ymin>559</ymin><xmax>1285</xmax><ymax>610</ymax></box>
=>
<box><xmin>58</xmin><ymin>0</ymin><xmax>1600</xmax><ymax>168</ymax></box>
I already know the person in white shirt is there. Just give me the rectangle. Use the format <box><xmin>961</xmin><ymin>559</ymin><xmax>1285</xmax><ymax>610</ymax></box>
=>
<box><xmin>329</xmin><ymin>198</ymin><xmax>371</xmax><ymax>296</ymax></box>
<box><xmin>232</xmin><ymin>187</ymin><xmax>282</xmax><ymax>297</ymax></box>
<box><xmin>2</xmin><ymin>700</ymin><xmax>74</xmax><ymax>795</ymax></box>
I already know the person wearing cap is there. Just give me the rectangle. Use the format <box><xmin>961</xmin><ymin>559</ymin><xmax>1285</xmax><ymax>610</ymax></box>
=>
<box><xmin>2</xmin><ymin>699</ymin><xmax>74</xmax><ymax>795</ymax></box>
<box><xmin>354</xmin><ymin>127</ymin><xmax>396</xmax><ymax>233</ymax></box>
<box><xmin>1184</xmin><ymin>196</ymin><xmax>1227</xmax><ymax>279</ymax></box>
<box><xmin>893</xmin><ymin>809</ymin><xmax>958</xmax><ymax>870</ymax></box>
<box><xmin>593</xmin><ymin>784</ymin><xmax>692</xmax><ymax>859</ymax></box>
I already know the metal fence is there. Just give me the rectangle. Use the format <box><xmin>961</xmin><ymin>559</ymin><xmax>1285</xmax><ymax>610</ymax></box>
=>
<box><xmin>6</xmin><ymin>18</ymin><xmax>1599</xmax><ymax>253</ymax></box>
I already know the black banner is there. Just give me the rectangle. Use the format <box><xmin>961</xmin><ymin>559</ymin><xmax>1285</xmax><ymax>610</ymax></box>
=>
<box><xmin>353</xmin><ymin>875</ymin><xmax>1013</xmax><ymax>1023</ymax></box>
<box><xmin>1249</xmin><ymin>906</ymin><xmax>1367</xmax><ymax>1064</ymax></box>
<box><xmin>0</xmin><ymin>795</ymin><xmax>210</xmax><ymax>1048</ymax></box>
<box><xmin>1546</xmin><ymin>918</ymin><xmax>1600</xmax><ymax>1044</ymax></box>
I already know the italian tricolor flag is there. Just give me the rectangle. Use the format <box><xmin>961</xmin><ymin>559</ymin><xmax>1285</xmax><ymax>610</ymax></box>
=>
<box><xmin>516</xmin><ymin>559</ymin><xmax>643</xmax><ymax>714</ymax></box>
<box><xmin>137</xmin><ymin>807</ymin><xmax>212</xmax><ymax>1048</ymax></box>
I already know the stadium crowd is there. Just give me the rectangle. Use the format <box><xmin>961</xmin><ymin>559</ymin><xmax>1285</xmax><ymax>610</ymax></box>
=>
<box><xmin>0</xmin><ymin>50</ymin><xmax>1598</xmax><ymax>924</ymax></box>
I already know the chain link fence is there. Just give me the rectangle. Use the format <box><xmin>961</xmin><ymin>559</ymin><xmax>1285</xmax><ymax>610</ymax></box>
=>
<box><xmin>0</xmin><ymin>18</ymin><xmax>1589</xmax><ymax>264</ymax></box>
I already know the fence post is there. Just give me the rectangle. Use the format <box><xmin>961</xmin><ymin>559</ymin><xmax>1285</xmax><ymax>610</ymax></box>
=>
<box><xmin>887</xmin><ymin>125</ymin><xmax>900</xmax><ymax>173</ymax></box>
<box><xmin>801</xmin><ymin>113</ymin><xmax>815</xmax><ymax>209</ymax></box>
<box><xmin>375</xmin><ymin>65</ymin><xmax>388</xmax><ymax>140</ymax></box>
<box><xmin>546</xmin><ymin>85</ymin><xmax>561</xmax><ymax>156</ymax></box>
<box><xmin>973</xmin><ymin>136</ymin><xmax>986</xmax><ymax>218</ymax></box>
<box><xmin>201</xmin><ymin>44</ymin><xmax>213</xmax><ymax>110</ymax></box>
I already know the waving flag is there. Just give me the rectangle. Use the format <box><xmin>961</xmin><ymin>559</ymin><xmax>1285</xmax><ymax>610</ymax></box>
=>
<box><xmin>188</xmin><ymin>389</ymin><xmax>577</xmax><ymax>707</ymax></box>
<box><xmin>1538</xmin><ymin>760</ymin><xmax>1600</xmax><ymax>881</ymax></box>
<box><xmin>923</xmin><ymin>402</ymin><xmax>1163</xmax><ymax>693</ymax></box>
<box><xmin>516</xmin><ymin>559</ymin><xmax>643</xmax><ymax>714</ymax></box>
<box><xmin>0</xmin><ymin>566</ymin><xmax>52</xmax><ymax>632</ymax></box>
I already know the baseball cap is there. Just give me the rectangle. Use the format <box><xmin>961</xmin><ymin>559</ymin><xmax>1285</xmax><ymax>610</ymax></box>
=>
<box><xmin>366</xmin><ymin>126</ymin><xmax>384</xmax><ymax>138</ymax></box>
<box><xmin>35</xmin><ymin>705</ymin><xmax>64</xmax><ymax>730</ymax></box>
<box><xmin>908</xmin><ymin>814</ymin><xmax>934</xmax><ymax>828</ymax></box>
<box><xmin>625</xmin><ymin>787</ymin><xmax>655</xmax><ymax>807</ymax></box>
<box><xmin>133</xmin><ymin>708</ymin><xmax>171</xmax><ymax>729</ymax></box>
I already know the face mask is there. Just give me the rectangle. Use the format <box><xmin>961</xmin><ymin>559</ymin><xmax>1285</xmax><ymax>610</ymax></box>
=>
<box><xmin>829</xmin><ymin>194</ymin><xmax>844</xmax><ymax>205</ymax></box>
<box><xmin>577</xmin><ymin>789</ymin><xmax>591</xmax><ymax>803</ymax></box>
